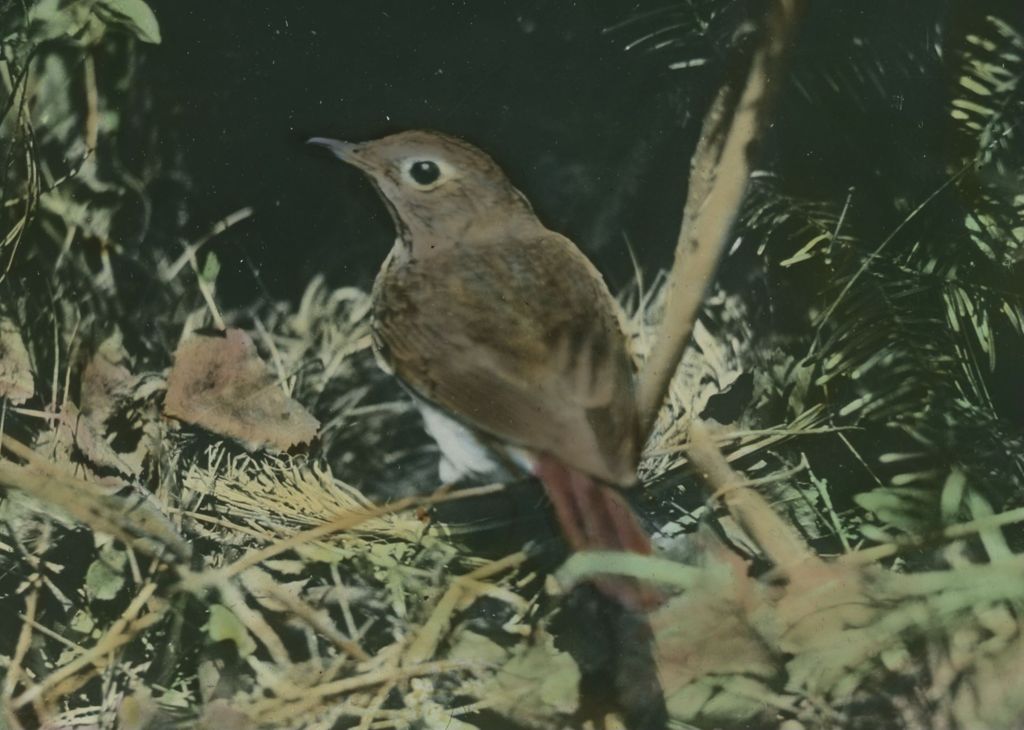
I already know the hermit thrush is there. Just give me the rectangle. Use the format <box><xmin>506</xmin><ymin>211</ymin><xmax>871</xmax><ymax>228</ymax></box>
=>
<box><xmin>310</xmin><ymin>130</ymin><xmax>657</xmax><ymax>609</ymax></box>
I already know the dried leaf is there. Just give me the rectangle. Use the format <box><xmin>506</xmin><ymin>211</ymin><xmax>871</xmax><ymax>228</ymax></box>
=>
<box><xmin>0</xmin><ymin>318</ymin><xmax>34</xmax><ymax>405</ymax></box>
<box><xmin>198</xmin><ymin>699</ymin><xmax>253</xmax><ymax>730</ymax></box>
<box><xmin>33</xmin><ymin>401</ymin><xmax>140</xmax><ymax>478</ymax></box>
<box><xmin>448</xmin><ymin>629</ymin><xmax>508</xmax><ymax>667</ymax></box>
<box><xmin>81</xmin><ymin>332</ymin><xmax>136</xmax><ymax>425</ymax></box>
<box><xmin>164</xmin><ymin>328</ymin><xmax>320</xmax><ymax>452</ymax></box>
<box><xmin>650</xmin><ymin>533</ymin><xmax>783</xmax><ymax>724</ymax></box>
<box><xmin>486</xmin><ymin>631</ymin><xmax>580</xmax><ymax>724</ymax></box>
<box><xmin>118</xmin><ymin>688</ymin><xmax>159</xmax><ymax>730</ymax></box>
<box><xmin>79</xmin><ymin>334</ymin><xmax>166</xmax><ymax>476</ymax></box>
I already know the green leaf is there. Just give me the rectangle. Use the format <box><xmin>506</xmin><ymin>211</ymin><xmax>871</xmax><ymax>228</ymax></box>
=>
<box><xmin>854</xmin><ymin>488</ymin><xmax>934</xmax><ymax>533</ymax></box>
<box><xmin>85</xmin><ymin>544</ymin><xmax>127</xmax><ymax>601</ymax></box>
<box><xmin>70</xmin><ymin>610</ymin><xmax>96</xmax><ymax>636</ymax></box>
<box><xmin>201</xmin><ymin>252</ymin><xmax>221</xmax><ymax>284</ymax></box>
<box><xmin>700</xmin><ymin>676</ymin><xmax>779</xmax><ymax>721</ymax></box>
<box><xmin>665</xmin><ymin>680</ymin><xmax>715</xmax><ymax>721</ymax></box>
<box><xmin>939</xmin><ymin>468</ymin><xmax>967</xmax><ymax>521</ymax></box>
<box><xmin>966</xmin><ymin>491</ymin><xmax>1012</xmax><ymax>562</ymax></box>
<box><xmin>205</xmin><ymin>604</ymin><xmax>257</xmax><ymax>657</ymax></box>
<box><xmin>95</xmin><ymin>0</ymin><xmax>162</xmax><ymax>44</ymax></box>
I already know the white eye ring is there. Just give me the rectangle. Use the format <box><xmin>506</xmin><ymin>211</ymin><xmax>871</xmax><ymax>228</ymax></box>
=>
<box><xmin>402</xmin><ymin>158</ymin><xmax>454</xmax><ymax>191</ymax></box>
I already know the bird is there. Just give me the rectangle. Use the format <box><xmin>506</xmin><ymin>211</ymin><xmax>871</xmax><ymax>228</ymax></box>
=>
<box><xmin>309</xmin><ymin>130</ymin><xmax>659</xmax><ymax>611</ymax></box>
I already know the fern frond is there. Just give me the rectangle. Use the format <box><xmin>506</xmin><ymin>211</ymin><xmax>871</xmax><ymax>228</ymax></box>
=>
<box><xmin>949</xmin><ymin>14</ymin><xmax>1024</xmax><ymax>166</ymax></box>
<box><xmin>606</xmin><ymin>0</ymin><xmax>740</xmax><ymax>69</ymax></box>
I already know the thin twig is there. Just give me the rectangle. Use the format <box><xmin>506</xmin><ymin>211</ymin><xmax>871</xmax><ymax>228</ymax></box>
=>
<box><xmin>180</xmin><ymin>483</ymin><xmax>506</xmax><ymax>590</ymax></box>
<box><xmin>12</xmin><ymin>583</ymin><xmax>164</xmax><ymax>709</ymax></box>
<box><xmin>255</xmin><ymin>578</ymin><xmax>372</xmax><ymax>662</ymax></box>
<box><xmin>83</xmin><ymin>53</ymin><xmax>98</xmax><ymax>151</ymax></box>
<box><xmin>403</xmin><ymin>551</ymin><xmax>528</xmax><ymax>665</ymax></box>
<box><xmin>2</xmin><ymin>587</ymin><xmax>39</xmax><ymax>730</ymax></box>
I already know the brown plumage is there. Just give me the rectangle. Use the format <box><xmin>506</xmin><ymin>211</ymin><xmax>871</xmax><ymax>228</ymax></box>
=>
<box><xmin>373</xmin><ymin>226</ymin><xmax>639</xmax><ymax>485</ymax></box>
<box><xmin>310</xmin><ymin>130</ymin><xmax>659</xmax><ymax>610</ymax></box>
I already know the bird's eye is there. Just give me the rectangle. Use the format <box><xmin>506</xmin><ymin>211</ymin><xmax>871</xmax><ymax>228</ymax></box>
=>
<box><xmin>407</xmin><ymin>160</ymin><xmax>442</xmax><ymax>188</ymax></box>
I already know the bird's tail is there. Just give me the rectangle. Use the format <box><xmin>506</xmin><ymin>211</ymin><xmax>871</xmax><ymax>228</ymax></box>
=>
<box><xmin>534</xmin><ymin>455</ymin><xmax>663</xmax><ymax>612</ymax></box>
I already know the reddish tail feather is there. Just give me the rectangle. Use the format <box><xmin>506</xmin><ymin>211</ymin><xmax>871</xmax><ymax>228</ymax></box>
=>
<box><xmin>534</xmin><ymin>455</ymin><xmax>664</xmax><ymax>612</ymax></box>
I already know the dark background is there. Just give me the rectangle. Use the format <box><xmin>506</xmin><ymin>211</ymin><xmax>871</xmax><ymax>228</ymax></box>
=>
<box><xmin>144</xmin><ymin>0</ymin><xmax>698</xmax><ymax>303</ymax></box>
<box><xmin>139</xmin><ymin>0</ymin><xmax>956</xmax><ymax>306</ymax></box>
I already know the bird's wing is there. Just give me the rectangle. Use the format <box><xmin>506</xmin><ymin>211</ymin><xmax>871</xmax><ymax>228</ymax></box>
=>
<box><xmin>372</xmin><ymin>233</ymin><xmax>639</xmax><ymax>485</ymax></box>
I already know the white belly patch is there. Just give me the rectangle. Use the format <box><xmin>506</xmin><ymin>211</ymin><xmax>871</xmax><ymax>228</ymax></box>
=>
<box><xmin>415</xmin><ymin>398</ymin><xmax>532</xmax><ymax>483</ymax></box>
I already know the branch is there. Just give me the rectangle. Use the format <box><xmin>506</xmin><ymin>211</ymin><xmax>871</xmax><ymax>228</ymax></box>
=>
<box><xmin>686</xmin><ymin>421</ymin><xmax>815</xmax><ymax>571</ymax></box>
<box><xmin>636</xmin><ymin>0</ymin><xmax>807</xmax><ymax>437</ymax></box>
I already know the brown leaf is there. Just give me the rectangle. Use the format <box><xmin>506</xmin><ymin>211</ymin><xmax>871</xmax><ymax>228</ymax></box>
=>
<box><xmin>0</xmin><ymin>317</ymin><xmax>34</xmax><ymax>405</ymax></box>
<box><xmin>198</xmin><ymin>700</ymin><xmax>253</xmax><ymax>730</ymax></box>
<box><xmin>35</xmin><ymin>401</ymin><xmax>139</xmax><ymax>477</ymax></box>
<box><xmin>81</xmin><ymin>332</ymin><xmax>136</xmax><ymax>425</ymax></box>
<box><xmin>164</xmin><ymin>328</ymin><xmax>319</xmax><ymax>451</ymax></box>
<box><xmin>80</xmin><ymin>333</ymin><xmax>166</xmax><ymax>477</ymax></box>
<box><xmin>651</xmin><ymin>532</ymin><xmax>779</xmax><ymax>704</ymax></box>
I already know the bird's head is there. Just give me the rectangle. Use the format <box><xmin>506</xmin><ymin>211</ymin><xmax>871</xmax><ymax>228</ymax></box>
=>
<box><xmin>309</xmin><ymin>130</ymin><xmax>537</xmax><ymax>249</ymax></box>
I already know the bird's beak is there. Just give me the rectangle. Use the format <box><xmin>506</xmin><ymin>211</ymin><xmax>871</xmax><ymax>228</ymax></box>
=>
<box><xmin>307</xmin><ymin>137</ymin><xmax>373</xmax><ymax>171</ymax></box>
